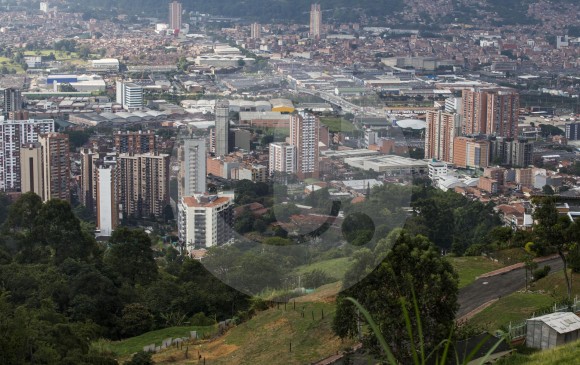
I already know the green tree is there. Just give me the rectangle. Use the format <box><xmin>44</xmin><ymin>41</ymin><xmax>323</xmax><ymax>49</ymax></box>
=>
<box><xmin>121</xmin><ymin>304</ymin><xmax>154</xmax><ymax>338</ymax></box>
<box><xmin>533</xmin><ymin>198</ymin><xmax>572</xmax><ymax>299</ymax></box>
<box><xmin>333</xmin><ymin>232</ymin><xmax>458</xmax><ymax>362</ymax></box>
<box><xmin>105</xmin><ymin>227</ymin><xmax>158</xmax><ymax>286</ymax></box>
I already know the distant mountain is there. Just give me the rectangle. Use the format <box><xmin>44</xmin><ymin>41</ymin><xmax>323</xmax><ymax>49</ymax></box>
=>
<box><xmin>79</xmin><ymin>0</ymin><xmax>405</xmax><ymax>23</ymax></box>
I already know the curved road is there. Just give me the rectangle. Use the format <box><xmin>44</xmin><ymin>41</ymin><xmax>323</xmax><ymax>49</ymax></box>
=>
<box><xmin>457</xmin><ymin>257</ymin><xmax>564</xmax><ymax>318</ymax></box>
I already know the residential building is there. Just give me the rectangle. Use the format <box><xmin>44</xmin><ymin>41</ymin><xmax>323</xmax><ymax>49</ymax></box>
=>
<box><xmin>116</xmin><ymin>81</ymin><xmax>143</xmax><ymax>111</ymax></box>
<box><xmin>425</xmin><ymin>110</ymin><xmax>460</xmax><ymax>163</ymax></box>
<box><xmin>178</xmin><ymin>194</ymin><xmax>234</xmax><ymax>251</ymax></box>
<box><xmin>180</xmin><ymin>138</ymin><xmax>207</xmax><ymax>198</ymax></box>
<box><xmin>309</xmin><ymin>3</ymin><xmax>322</xmax><ymax>39</ymax></box>
<box><xmin>428</xmin><ymin>160</ymin><xmax>448</xmax><ymax>181</ymax></box>
<box><xmin>250</xmin><ymin>22</ymin><xmax>261</xmax><ymax>39</ymax></box>
<box><xmin>489</xmin><ymin>137</ymin><xmax>533</xmax><ymax>167</ymax></box>
<box><xmin>96</xmin><ymin>161</ymin><xmax>118</xmax><ymax>236</ymax></box>
<box><xmin>114</xmin><ymin>130</ymin><xmax>156</xmax><ymax>154</ymax></box>
<box><xmin>565</xmin><ymin>123</ymin><xmax>580</xmax><ymax>140</ymax></box>
<box><xmin>3</xmin><ymin>88</ymin><xmax>22</xmax><ymax>115</ymax></box>
<box><xmin>215</xmin><ymin>100</ymin><xmax>230</xmax><ymax>156</ymax></box>
<box><xmin>486</xmin><ymin>89</ymin><xmax>519</xmax><ymax>138</ymax></box>
<box><xmin>19</xmin><ymin>143</ymin><xmax>43</xmax><ymax>197</ymax></box>
<box><xmin>290</xmin><ymin>111</ymin><xmax>320</xmax><ymax>179</ymax></box>
<box><xmin>235</xmin><ymin>163</ymin><xmax>268</xmax><ymax>182</ymax></box>
<box><xmin>169</xmin><ymin>1</ymin><xmax>182</xmax><ymax>31</ymax></box>
<box><xmin>116</xmin><ymin>152</ymin><xmax>170</xmax><ymax>219</ymax></box>
<box><xmin>0</xmin><ymin>118</ymin><xmax>55</xmax><ymax>191</ymax></box>
<box><xmin>515</xmin><ymin>168</ymin><xmax>533</xmax><ymax>187</ymax></box>
<box><xmin>269</xmin><ymin>143</ymin><xmax>296</xmax><ymax>176</ymax></box>
<box><xmin>39</xmin><ymin>133</ymin><xmax>70</xmax><ymax>202</ymax></box>
<box><xmin>462</xmin><ymin>88</ymin><xmax>489</xmax><ymax>135</ymax></box>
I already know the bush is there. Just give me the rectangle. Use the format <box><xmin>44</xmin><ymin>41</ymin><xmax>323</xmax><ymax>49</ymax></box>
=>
<box><xmin>532</xmin><ymin>265</ymin><xmax>551</xmax><ymax>282</ymax></box>
<box><xmin>302</xmin><ymin>269</ymin><xmax>334</xmax><ymax>288</ymax></box>
<box><xmin>190</xmin><ymin>312</ymin><xmax>216</xmax><ymax>326</ymax></box>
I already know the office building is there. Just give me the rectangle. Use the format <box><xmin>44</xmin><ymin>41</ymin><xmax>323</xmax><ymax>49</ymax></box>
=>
<box><xmin>425</xmin><ymin>111</ymin><xmax>460</xmax><ymax>163</ymax></box>
<box><xmin>309</xmin><ymin>3</ymin><xmax>322</xmax><ymax>39</ymax></box>
<box><xmin>269</xmin><ymin>142</ymin><xmax>296</xmax><ymax>175</ymax></box>
<box><xmin>3</xmin><ymin>88</ymin><xmax>22</xmax><ymax>115</ymax></box>
<box><xmin>566</xmin><ymin>123</ymin><xmax>580</xmax><ymax>140</ymax></box>
<box><xmin>214</xmin><ymin>100</ymin><xmax>230</xmax><ymax>156</ymax></box>
<box><xmin>114</xmin><ymin>130</ymin><xmax>156</xmax><ymax>154</ymax></box>
<box><xmin>250</xmin><ymin>22</ymin><xmax>261</xmax><ymax>39</ymax></box>
<box><xmin>0</xmin><ymin>118</ymin><xmax>54</xmax><ymax>191</ymax></box>
<box><xmin>452</xmin><ymin>137</ymin><xmax>490</xmax><ymax>169</ymax></box>
<box><xmin>116</xmin><ymin>152</ymin><xmax>170</xmax><ymax>219</ymax></box>
<box><xmin>178</xmin><ymin>194</ymin><xmax>234</xmax><ymax>251</ymax></box>
<box><xmin>428</xmin><ymin>160</ymin><xmax>448</xmax><ymax>181</ymax></box>
<box><xmin>180</xmin><ymin>138</ymin><xmax>207</xmax><ymax>198</ymax></box>
<box><xmin>96</xmin><ymin>162</ymin><xmax>117</xmax><ymax>236</ymax></box>
<box><xmin>169</xmin><ymin>1</ymin><xmax>182</xmax><ymax>31</ymax></box>
<box><xmin>39</xmin><ymin>133</ymin><xmax>70</xmax><ymax>202</ymax></box>
<box><xmin>290</xmin><ymin>111</ymin><xmax>320</xmax><ymax>179</ymax></box>
<box><xmin>20</xmin><ymin>143</ymin><xmax>43</xmax><ymax>197</ymax></box>
<box><xmin>116</xmin><ymin>81</ymin><xmax>143</xmax><ymax>111</ymax></box>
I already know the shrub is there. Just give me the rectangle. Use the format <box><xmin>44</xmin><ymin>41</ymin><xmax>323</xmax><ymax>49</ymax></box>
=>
<box><xmin>190</xmin><ymin>312</ymin><xmax>216</xmax><ymax>326</ymax></box>
<box><xmin>532</xmin><ymin>265</ymin><xmax>551</xmax><ymax>282</ymax></box>
<box><xmin>302</xmin><ymin>269</ymin><xmax>334</xmax><ymax>288</ymax></box>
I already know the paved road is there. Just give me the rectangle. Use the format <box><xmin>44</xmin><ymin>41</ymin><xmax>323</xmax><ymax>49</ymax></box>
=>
<box><xmin>457</xmin><ymin>257</ymin><xmax>564</xmax><ymax>318</ymax></box>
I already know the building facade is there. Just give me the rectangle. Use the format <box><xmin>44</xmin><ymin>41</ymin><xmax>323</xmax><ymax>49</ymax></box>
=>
<box><xmin>169</xmin><ymin>1</ymin><xmax>182</xmax><ymax>31</ymax></box>
<box><xmin>269</xmin><ymin>142</ymin><xmax>296</xmax><ymax>175</ymax></box>
<box><xmin>116</xmin><ymin>81</ymin><xmax>143</xmax><ymax>111</ymax></box>
<box><xmin>114</xmin><ymin>130</ymin><xmax>156</xmax><ymax>154</ymax></box>
<box><xmin>452</xmin><ymin>137</ymin><xmax>490</xmax><ymax>169</ymax></box>
<box><xmin>3</xmin><ymin>88</ymin><xmax>22</xmax><ymax>115</ymax></box>
<box><xmin>250</xmin><ymin>22</ymin><xmax>261</xmax><ymax>39</ymax></box>
<box><xmin>19</xmin><ymin>142</ymin><xmax>43</xmax><ymax>197</ymax></box>
<box><xmin>180</xmin><ymin>138</ymin><xmax>207</xmax><ymax>197</ymax></box>
<box><xmin>486</xmin><ymin>89</ymin><xmax>519</xmax><ymax>138</ymax></box>
<box><xmin>96</xmin><ymin>163</ymin><xmax>117</xmax><ymax>236</ymax></box>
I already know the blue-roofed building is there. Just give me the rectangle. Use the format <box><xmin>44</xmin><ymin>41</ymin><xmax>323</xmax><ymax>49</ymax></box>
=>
<box><xmin>46</xmin><ymin>75</ymin><xmax>78</xmax><ymax>85</ymax></box>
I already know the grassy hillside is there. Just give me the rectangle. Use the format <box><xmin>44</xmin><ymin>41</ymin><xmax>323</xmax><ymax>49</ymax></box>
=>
<box><xmin>448</xmin><ymin>256</ymin><xmax>506</xmax><ymax>288</ymax></box>
<box><xmin>108</xmin><ymin>325</ymin><xmax>216</xmax><ymax>358</ymax></box>
<box><xmin>294</xmin><ymin>257</ymin><xmax>352</xmax><ymax>282</ymax></box>
<box><xmin>151</xmin><ymin>301</ymin><xmax>354</xmax><ymax>365</ymax></box>
<box><xmin>497</xmin><ymin>340</ymin><xmax>580</xmax><ymax>365</ymax></box>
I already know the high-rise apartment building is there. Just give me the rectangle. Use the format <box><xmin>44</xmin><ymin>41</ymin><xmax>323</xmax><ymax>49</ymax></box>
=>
<box><xmin>116</xmin><ymin>81</ymin><xmax>143</xmax><ymax>111</ymax></box>
<box><xmin>309</xmin><ymin>4</ymin><xmax>322</xmax><ymax>39</ymax></box>
<box><xmin>214</xmin><ymin>100</ymin><xmax>230</xmax><ymax>156</ymax></box>
<box><xmin>290</xmin><ymin>111</ymin><xmax>320</xmax><ymax>179</ymax></box>
<box><xmin>425</xmin><ymin>111</ymin><xmax>460</xmax><ymax>163</ymax></box>
<box><xmin>114</xmin><ymin>130</ymin><xmax>156</xmax><ymax>154</ymax></box>
<box><xmin>565</xmin><ymin>123</ymin><xmax>580</xmax><ymax>140</ymax></box>
<box><xmin>3</xmin><ymin>88</ymin><xmax>22</xmax><ymax>115</ymax></box>
<box><xmin>20</xmin><ymin>142</ymin><xmax>43</xmax><ymax>197</ymax></box>
<box><xmin>39</xmin><ymin>132</ymin><xmax>70</xmax><ymax>202</ymax></box>
<box><xmin>489</xmin><ymin>137</ymin><xmax>533</xmax><ymax>167</ymax></box>
<box><xmin>178</xmin><ymin>194</ymin><xmax>233</xmax><ymax>251</ymax></box>
<box><xmin>169</xmin><ymin>1</ymin><xmax>182</xmax><ymax>31</ymax></box>
<box><xmin>116</xmin><ymin>152</ymin><xmax>170</xmax><ymax>219</ymax></box>
<box><xmin>250</xmin><ymin>22</ymin><xmax>261</xmax><ymax>39</ymax></box>
<box><xmin>0</xmin><ymin>118</ymin><xmax>54</xmax><ymax>191</ymax></box>
<box><xmin>180</xmin><ymin>138</ymin><xmax>207</xmax><ymax>198</ymax></box>
<box><xmin>269</xmin><ymin>142</ymin><xmax>296</xmax><ymax>175</ymax></box>
<box><xmin>96</xmin><ymin>162</ymin><xmax>118</xmax><ymax>236</ymax></box>
<box><xmin>462</xmin><ymin>88</ymin><xmax>519</xmax><ymax>137</ymax></box>
<box><xmin>486</xmin><ymin>90</ymin><xmax>519</xmax><ymax>138</ymax></box>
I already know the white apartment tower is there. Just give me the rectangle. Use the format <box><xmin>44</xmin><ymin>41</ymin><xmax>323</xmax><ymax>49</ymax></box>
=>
<box><xmin>0</xmin><ymin>118</ymin><xmax>54</xmax><ymax>191</ymax></box>
<box><xmin>250</xmin><ymin>22</ymin><xmax>261</xmax><ymax>39</ymax></box>
<box><xmin>269</xmin><ymin>142</ymin><xmax>296</xmax><ymax>175</ymax></box>
<box><xmin>290</xmin><ymin>111</ymin><xmax>320</xmax><ymax>179</ymax></box>
<box><xmin>181</xmin><ymin>138</ymin><xmax>207</xmax><ymax>197</ymax></box>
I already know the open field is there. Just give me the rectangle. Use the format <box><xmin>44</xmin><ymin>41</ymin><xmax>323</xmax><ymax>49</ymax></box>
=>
<box><xmin>150</xmin><ymin>301</ymin><xmax>354</xmax><ymax>365</ymax></box>
<box><xmin>468</xmin><ymin>292</ymin><xmax>557</xmax><ymax>331</ymax></box>
<box><xmin>23</xmin><ymin>50</ymin><xmax>80</xmax><ymax>60</ymax></box>
<box><xmin>448</xmin><ymin>256</ymin><xmax>506</xmax><ymax>288</ymax></box>
<box><xmin>0</xmin><ymin>56</ymin><xmax>24</xmax><ymax>73</ymax></box>
<box><xmin>319</xmin><ymin>117</ymin><xmax>356</xmax><ymax>132</ymax></box>
<box><xmin>531</xmin><ymin>270</ymin><xmax>580</xmax><ymax>298</ymax></box>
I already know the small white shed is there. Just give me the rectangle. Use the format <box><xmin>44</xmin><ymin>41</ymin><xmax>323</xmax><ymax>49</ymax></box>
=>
<box><xmin>526</xmin><ymin>312</ymin><xmax>580</xmax><ymax>349</ymax></box>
